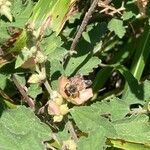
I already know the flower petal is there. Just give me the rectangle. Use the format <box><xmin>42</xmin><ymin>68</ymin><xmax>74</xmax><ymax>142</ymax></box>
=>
<box><xmin>58</xmin><ymin>76</ymin><xmax>70</xmax><ymax>99</ymax></box>
<box><xmin>79</xmin><ymin>88</ymin><xmax>93</xmax><ymax>102</ymax></box>
<box><xmin>68</xmin><ymin>88</ymin><xmax>93</xmax><ymax>105</ymax></box>
<box><xmin>48</xmin><ymin>101</ymin><xmax>61</xmax><ymax>115</ymax></box>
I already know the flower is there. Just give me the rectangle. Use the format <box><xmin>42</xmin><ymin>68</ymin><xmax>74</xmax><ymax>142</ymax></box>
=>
<box><xmin>58</xmin><ymin>76</ymin><xmax>93</xmax><ymax>105</ymax></box>
<box><xmin>47</xmin><ymin>91</ymin><xmax>69</xmax><ymax>122</ymax></box>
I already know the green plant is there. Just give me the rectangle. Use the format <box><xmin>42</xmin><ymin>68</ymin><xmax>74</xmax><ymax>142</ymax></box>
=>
<box><xmin>0</xmin><ymin>0</ymin><xmax>150</xmax><ymax>149</ymax></box>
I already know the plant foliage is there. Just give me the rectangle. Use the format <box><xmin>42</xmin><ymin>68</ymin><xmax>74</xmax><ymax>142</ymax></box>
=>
<box><xmin>0</xmin><ymin>0</ymin><xmax>150</xmax><ymax>149</ymax></box>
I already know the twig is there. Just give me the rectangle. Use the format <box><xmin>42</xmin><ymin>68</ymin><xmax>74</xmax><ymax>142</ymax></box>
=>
<box><xmin>11</xmin><ymin>74</ymin><xmax>35</xmax><ymax>110</ymax></box>
<box><xmin>66</xmin><ymin>120</ymin><xmax>78</xmax><ymax>142</ymax></box>
<box><xmin>64</xmin><ymin>0</ymin><xmax>99</xmax><ymax>69</ymax></box>
<box><xmin>70</xmin><ymin>0</ymin><xmax>99</xmax><ymax>52</ymax></box>
<box><xmin>98</xmin><ymin>1</ymin><xmax>125</xmax><ymax>16</ymax></box>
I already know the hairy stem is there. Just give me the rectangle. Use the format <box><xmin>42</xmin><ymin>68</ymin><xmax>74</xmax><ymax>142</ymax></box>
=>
<box><xmin>64</xmin><ymin>0</ymin><xmax>99</xmax><ymax>69</ymax></box>
<box><xmin>11</xmin><ymin>74</ymin><xmax>35</xmax><ymax>110</ymax></box>
<box><xmin>66</xmin><ymin>119</ymin><xmax>78</xmax><ymax>142</ymax></box>
<box><xmin>70</xmin><ymin>0</ymin><xmax>99</xmax><ymax>52</ymax></box>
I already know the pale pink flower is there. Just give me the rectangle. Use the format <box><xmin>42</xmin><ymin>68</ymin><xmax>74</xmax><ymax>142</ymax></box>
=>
<box><xmin>58</xmin><ymin>76</ymin><xmax>93</xmax><ymax>105</ymax></box>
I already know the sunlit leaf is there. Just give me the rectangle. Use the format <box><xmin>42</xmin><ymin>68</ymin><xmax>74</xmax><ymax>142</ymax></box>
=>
<box><xmin>0</xmin><ymin>106</ymin><xmax>51</xmax><ymax>150</ymax></box>
<box><xmin>108</xmin><ymin>18</ymin><xmax>126</xmax><ymax>38</ymax></box>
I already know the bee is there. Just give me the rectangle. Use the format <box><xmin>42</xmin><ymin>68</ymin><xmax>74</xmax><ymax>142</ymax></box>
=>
<box><xmin>64</xmin><ymin>75</ymin><xmax>92</xmax><ymax>98</ymax></box>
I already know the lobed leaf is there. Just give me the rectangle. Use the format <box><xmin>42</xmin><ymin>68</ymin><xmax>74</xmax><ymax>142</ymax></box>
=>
<box><xmin>77</xmin><ymin>128</ymin><xmax>106</xmax><ymax>150</ymax></box>
<box><xmin>65</xmin><ymin>54</ymin><xmax>101</xmax><ymax>76</ymax></box>
<box><xmin>91</xmin><ymin>97</ymin><xmax>130</xmax><ymax>121</ymax></box>
<box><xmin>0</xmin><ymin>106</ymin><xmax>51</xmax><ymax>150</ymax></box>
<box><xmin>70</xmin><ymin>106</ymin><xmax>116</xmax><ymax>137</ymax></box>
<box><xmin>112</xmin><ymin>115</ymin><xmax>150</xmax><ymax>145</ymax></box>
<box><xmin>108</xmin><ymin>18</ymin><xmax>126</xmax><ymax>38</ymax></box>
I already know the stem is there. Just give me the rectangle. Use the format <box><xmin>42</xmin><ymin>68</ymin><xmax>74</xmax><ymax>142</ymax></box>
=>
<box><xmin>66</xmin><ymin>119</ymin><xmax>78</xmax><ymax>142</ymax></box>
<box><xmin>11</xmin><ymin>74</ymin><xmax>35</xmax><ymax>110</ymax></box>
<box><xmin>64</xmin><ymin>0</ymin><xmax>99</xmax><ymax>69</ymax></box>
<box><xmin>44</xmin><ymin>80</ymin><xmax>53</xmax><ymax>98</ymax></box>
<box><xmin>39</xmin><ymin>63</ymin><xmax>53</xmax><ymax>98</ymax></box>
<box><xmin>70</xmin><ymin>0</ymin><xmax>99</xmax><ymax>52</ymax></box>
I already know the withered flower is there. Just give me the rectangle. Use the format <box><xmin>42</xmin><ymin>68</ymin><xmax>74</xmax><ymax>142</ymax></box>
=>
<box><xmin>58</xmin><ymin>75</ymin><xmax>93</xmax><ymax>105</ymax></box>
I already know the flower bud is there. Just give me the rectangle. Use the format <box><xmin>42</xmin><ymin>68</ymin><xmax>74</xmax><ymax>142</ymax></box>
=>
<box><xmin>28</xmin><ymin>73</ymin><xmax>45</xmax><ymax>83</ymax></box>
<box><xmin>48</xmin><ymin>101</ymin><xmax>61</xmax><ymax>116</ymax></box>
<box><xmin>35</xmin><ymin>51</ymin><xmax>47</xmax><ymax>63</ymax></box>
<box><xmin>62</xmin><ymin>140</ymin><xmax>77</xmax><ymax>150</ymax></box>
<box><xmin>47</xmin><ymin>98</ymin><xmax>69</xmax><ymax>122</ymax></box>
<box><xmin>53</xmin><ymin>115</ymin><xmax>63</xmax><ymax>122</ymax></box>
<box><xmin>60</xmin><ymin>104</ymin><xmax>69</xmax><ymax>115</ymax></box>
<box><xmin>55</xmin><ymin>97</ymin><xmax>63</xmax><ymax>105</ymax></box>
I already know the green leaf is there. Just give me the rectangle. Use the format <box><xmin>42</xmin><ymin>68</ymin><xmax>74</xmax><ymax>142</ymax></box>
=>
<box><xmin>70</xmin><ymin>106</ymin><xmax>116</xmax><ymax>137</ymax></box>
<box><xmin>41</xmin><ymin>33</ymin><xmax>67</xmax><ymax>62</ymax></box>
<box><xmin>68</xmin><ymin>12</ymin><xmax>82</xmax><ymax>24</ymax></box>
<box><xmin>76</xmin><ymin>22</ymin><xmax>107</xmax><ymax>54</ymax></box>
<box><xmin>111</xmin><ymin>139</ymin><xmax>150</xmax><ymax>150</ymax></box>
<box><xmin>42</xmin><ymin>33</ymin><xmax>63</xmax><ymax>56</ymax></box>
<box><xmin>0</xmin><ymin>22</ymin><xmax>10</xmax><ymax>41</ymax></box>
<box><xmin>112</xmin><ymin>115</ymin><xmax>150</xmax><ymax>144</ymax></box>
<box><xmin>15</xmin><ymin>47</ymin><xmax>34</xmax><ymax>68</ymax></box>
<box><xmin>143</xmin><ymin>80</ymin><xmax>150</xmax><ymax>102</ymax></box>
<box><xmin>78</xmin><ymin>128</ymin><xmax>106</xmax><ymax>150</ymax></box>
<box><xmin>108</xmin><ymin>18</ymin><xmax>126</xmax><ymax>38</ymax></box>
<box><xmin>11</xmin><ymin>0</ymin><xmax>33</xmax><ymax>28</ymax></box>
<box><xmin>130</xmin><ymin>23</ymin><xmax>150</xmax><ymax>80</ymax></box>
<box><xmin>48</xmin><ymin>47</ymin><xmax>68</xmax><ymax>61</ymax></box>
<box><xmin>71</xmin><ymin>106</ymin><xmax>117</xmax><ymax>150</ymax></box>
<box><xmin>0</xmin><ymin>74</ymin><xmax>16</xmax><ymax>96</ymax></box>
<box><xmin>0</xmin><ymin>74</ymin><xmax>8</xmax><ymax>90</ymax></box>
<box><xmin>0</xmin><ymin>106</ymin><xmax>51</xmax><ymax>150</ymax></box>
<box><xmin>28</xmin><ymin>84</ymin><xmax>42</xmax><ymax>99</ymax></box>
<box><xmin>117</xmin><ymin>65</ymin><xmax>145</xmax><ymax>104</ymax></box>
<box><xmin>15</xmin><ymin>74</ymin><xmax>26</xmax><ymax>86</ymax></box>
<box><xmin>29</xmin><ymin>0</ymin><xmax>77</xmax><ymax>34</ymax></box>
<box><xmin>77</xmin><ymin>56</ymin><xmax>101</xmax><ymax>75</ymax></box>
<box><xmin>65</xmin><ymin>54</ymin><xmax>101</xmax><ymax>76</ymax></box>
<box><xmin>91</xmin><ymin>97</ymin><xmax>130</xmax><ymax>121</ymax></box>
<box><xmin>123</xmin><ymin>80</ymin><xmax>150</xmax><ymax>104</ymax></box>
<box><xmin>50</xmin><ymin>59</ymin><xmax>65</xmax><ymax>90</ymax></box>
<box><xmin>57</xmin><ymin>127</ymin><xmax>70</xmax><ymax>145</ymax></box>
<box><xmin>121</xmin><ymin>11</ymin><xmax>135</xmax><ymax>20</ymax></box>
